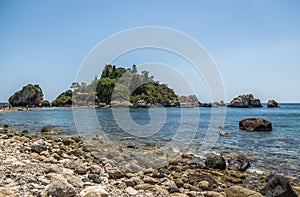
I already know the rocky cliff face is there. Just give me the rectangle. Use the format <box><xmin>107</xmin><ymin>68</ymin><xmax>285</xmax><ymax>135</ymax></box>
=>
<box><xmin>9</xmin><ymin>84</ymin><xmax>44</xmax><ymax>106</ymax></box>
<box><xmin>228</xmin><ymin>94</ymin><xmax>262</xmax><ymax>108</ymax></box>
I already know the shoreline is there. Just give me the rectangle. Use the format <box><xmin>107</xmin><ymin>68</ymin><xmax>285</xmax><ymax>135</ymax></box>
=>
<box><xmin>0</xmin><ymin>125</ymin><xmax>299</xmax><ymax>196</ymax></box>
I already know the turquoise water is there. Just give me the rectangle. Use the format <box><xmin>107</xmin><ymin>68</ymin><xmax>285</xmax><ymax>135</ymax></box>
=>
<box><xmin>0</xmin><ymin>104</ymin><xmax>299</xmax><ymax>175</ymax></box>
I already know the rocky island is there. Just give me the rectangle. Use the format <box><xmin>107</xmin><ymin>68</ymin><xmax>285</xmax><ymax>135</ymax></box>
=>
<box><xmin>8</xmin><ymin>84</ymin><xmax>50</xmax><ymax>107</ymax></box>
<box><xmin>227</xmin><ymin>94</ymin><xmax>262</xmax><ymax>108</ymax></box>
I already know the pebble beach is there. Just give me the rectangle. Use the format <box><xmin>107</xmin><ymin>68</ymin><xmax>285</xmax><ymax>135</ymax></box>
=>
<box><xmin>0</xmin><ymin>124</ymin><xmax>299</xmax><ymax>197</ymax></box>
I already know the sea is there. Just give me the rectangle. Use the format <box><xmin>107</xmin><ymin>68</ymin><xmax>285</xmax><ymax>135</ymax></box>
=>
<box><xmin>0</xmin><ymin>103</ymin><xmax>299</xmax><ymax>176</ymax></box>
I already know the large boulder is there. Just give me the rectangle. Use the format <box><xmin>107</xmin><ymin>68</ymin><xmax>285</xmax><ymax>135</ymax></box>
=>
<box><xmin>260</xmin><ymin>175</ymin><xmax>297</xmax><ymax>197</ymax></box>
<box><xmin>228</xmin><ymin>94</ymin><xmax>262</xmax><ymax>108</ymax></box>
<box><xmin>267</xmin><ymin>99</ymin><xmax>280</xmax><ymax>108</ymax></box>
<box><xmin>239</xmin><ymin>118</ymin><xmax>272</xmax><ymax>131</ymax></box>
<box><xmin>9</xmin><ymin>84</ymin><xmax>44</xmax><ymax>107</ymax></box>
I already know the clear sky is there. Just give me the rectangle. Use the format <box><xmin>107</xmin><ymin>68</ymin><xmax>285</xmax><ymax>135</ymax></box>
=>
<box><xmin>0</xmin><ymin>0</ymin><xmax>300</xmax><ymax>103</ymax></box>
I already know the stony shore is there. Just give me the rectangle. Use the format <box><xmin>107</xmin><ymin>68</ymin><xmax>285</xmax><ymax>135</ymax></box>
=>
<box><xmin>0</xmin><ymin>126</ymin><xmax>299</xmax><ymax>197</ymax></box>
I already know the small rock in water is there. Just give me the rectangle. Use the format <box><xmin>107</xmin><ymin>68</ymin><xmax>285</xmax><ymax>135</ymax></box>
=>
<box><xmin>260</xmin><ymin>175</ymin><xmax>298</xmax><ymax>197</ymax></box>
<box><xmin>3</xmin><ymin>124</ymin><xmax>9</xmax><ymax>128</ymax></box>
<box><xmin>239</xmin><ymin>118</ymin><xmax>272</xmax><ymax>131</ymax></box>
<box><xmin>219</xmin><ymin>130</ymin><xmax>229</xmax><ymax>136</ymax></box>
<box><xmin>205</xmin><ymin>154</ymin><xmax>226</xmax><ymax>170</ymax></box>
<box><xmin>267</xmin><ymin>99</ymin><xmax>280</xmax><ymax>108</ymax></box>
<box><xmin>22</xmin><ymin>130</ymin><xmax>29</xmax><ymax>134</ymax></box>
<box><xmin>228</xmin><ymin>157</ymin><xmax>251</xmax><ymax>172</ymax></box>
<box><xmin>41</xmin><ymin>125</ymin><xmax>64</xmax><ymax>134</ymax></box>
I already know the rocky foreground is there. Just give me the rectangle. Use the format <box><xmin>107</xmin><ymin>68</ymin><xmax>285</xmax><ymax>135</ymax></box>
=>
<box><xmin>0</xmin><ymin>126</ymin><xmax>299</xmax><ymax>197</ymax></box>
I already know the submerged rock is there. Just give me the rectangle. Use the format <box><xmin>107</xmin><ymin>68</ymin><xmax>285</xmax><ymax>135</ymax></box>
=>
<box><xmin>239</xmin><ymin>118</ymin><xmax>272</xmax><ymax>131</ymax></box>
<box><xmin>41</xmin><ymin>125</ymin><xmax>64</xmax><ymax>134</ymax></box>
<box><xmin>228</xmin><ymin>94</ymin><xmax>262</xmax><ymax>108</ymax></box>
<box><xmin>260</xmin><ymin>175</ymin><xmax>298</xmax><ymax>197</ymax></box>
<box><xmin>267</xmin><ymin>99</ymin><xmax>280</xmax><ymax>108</ymax></box>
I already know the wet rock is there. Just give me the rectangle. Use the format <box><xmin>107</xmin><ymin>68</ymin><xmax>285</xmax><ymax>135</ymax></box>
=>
<box><xmin>22</xmin><ymin>129</ymin><xmax>29</xmax><ymax>134</ymax></box>
<box><xmin>219</xmin><ymin>130</ymin><xmax>229</xmax><ymax>136</ymax></box>
<box><xmin>46</xmin><ymin>180</ymin><xmax>76</xmax><ymax>197</ymax></box>
<box><xmin>239</xmin><ymin>118</ymin><xmax>272</xmax><ymax>131</ymax></box>
<box><xmin>228</xmin><ymin>157</ymin><xmax>251</xmax><ymax>172</ymax></box>
<box><xmin>267</xmin><ymin>100</ymin><xmax>280</xmax><ymax>108</ymax></box>
<box><xmin>260</xmin><ymin>175</ymin><xmax>297</xmax><ymax>197</ymax></box>
<box><xmin>31</xmin><ymin>139</ymin><xmax>51</xmax><ymax>154</ymax></box>
<box><xmin>228</xmin><ymin>94</ymin><xmax>262</xmax><ymax>108</ymax></box>
<box><xmin>205</xmin><ymin>155</ymin><xmax>226</xmax><ymax>170</ymax></box>
<box><xmin>3</xmin><ymin>124</ymin><xmax>9</xmax><ymax>128</ymax></box>
<box><xmin>80</xmin><ymin>186</ymin><xmax>108</xmax><ymax>197</ymax></box>
<box><xmin>226</xmin><ymin>185</ymin><xmax>263</xmax><ymax>197</ymax></box>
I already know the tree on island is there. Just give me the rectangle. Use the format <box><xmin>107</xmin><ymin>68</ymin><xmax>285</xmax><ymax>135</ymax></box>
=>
<box><xmin>63</xmin><ymin>64</ymin><xmax>179</xmax><ymax>107</ymax></box>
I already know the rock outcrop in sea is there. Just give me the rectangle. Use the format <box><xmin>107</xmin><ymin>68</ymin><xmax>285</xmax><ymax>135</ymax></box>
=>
<box><xmin>267</xmin><ymin>99</ymin><xmax>280</xmax><ymax>108</ymax></box>
<box><xmin>9</xmin><ymin>84</ymin><xmax>44</xmax><ymax>107</ymax></box>
<box><xmin>239</xmin><ymin>118</ymin><xmax>272</xmax><ymax>131</ymax></box>
<box><xmin>228</xmin><ymin>94</ymin><xmax>262</xmax><ymax>108</ymax></box>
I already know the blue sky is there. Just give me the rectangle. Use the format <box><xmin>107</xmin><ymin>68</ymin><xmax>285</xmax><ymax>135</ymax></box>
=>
<box><xmin>0</xmin><ymin>0</ymin><xmax>300</xmax><ymax>102</ymax></box>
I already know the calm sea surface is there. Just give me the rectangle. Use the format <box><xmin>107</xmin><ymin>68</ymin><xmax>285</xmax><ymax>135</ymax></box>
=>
<box><xmin>1</xmin><ymin>104</ymin><xmax>299</xmax><ymax>175</ymax></box>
